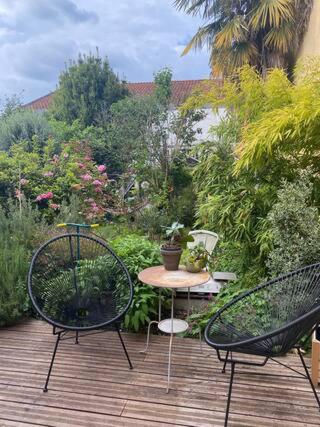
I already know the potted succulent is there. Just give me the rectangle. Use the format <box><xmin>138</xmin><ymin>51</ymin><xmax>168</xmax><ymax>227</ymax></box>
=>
<box><xmin>160</xmin><ymin>222</ymin><xmax>193</xmax><ymax>271</ymax></box>
<box><xmin>185</xmin><ymin>242</ymin><xmax>211</xmax><ymax>273</ymax></box>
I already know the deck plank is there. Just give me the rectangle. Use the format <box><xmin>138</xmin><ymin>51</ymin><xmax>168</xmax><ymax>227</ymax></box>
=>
<box><xmin>0</xmin><ymin>319</ymin><xmax>319</xmax><ymax>426</ymax></box>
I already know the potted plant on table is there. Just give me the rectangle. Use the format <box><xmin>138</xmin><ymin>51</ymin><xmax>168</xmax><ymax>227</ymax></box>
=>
<box><xmin>160</xmin><ymin>222</ymin><xmax>193</xmax><ymax>271</ymax></box>
<box><xmin>185</xmin><ymin>242</ymin><xmax>211</xmax><ymax>273</ymax></box>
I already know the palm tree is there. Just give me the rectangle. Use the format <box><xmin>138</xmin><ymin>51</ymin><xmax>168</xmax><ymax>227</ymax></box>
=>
<box><xmin>174</xmin><ymin>0</ymin><xmax>313</xmax><ymax>77</ymax></box>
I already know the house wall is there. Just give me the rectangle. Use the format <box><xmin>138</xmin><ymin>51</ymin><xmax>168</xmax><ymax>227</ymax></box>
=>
<box><xmin>299</xmin><ymin>1</ymin><xmax>320</xmax><ymax>58</ymax></box>
<box><xmin>195</xmin><ymin>108</ymin><xmax>225</xmax><ymax>140</ymax></box>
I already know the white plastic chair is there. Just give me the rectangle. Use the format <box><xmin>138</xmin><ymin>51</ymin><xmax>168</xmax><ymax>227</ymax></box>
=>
<box><xmin>187</xmin><ymin>230</ymin><xmax>219</xmax><ymax>254</ymax></box>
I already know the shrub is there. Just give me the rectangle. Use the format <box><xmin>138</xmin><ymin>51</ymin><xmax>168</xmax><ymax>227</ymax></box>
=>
<box><xmin>110</xmin><ymin>234</ymin><xmax>166</xmax><ymax>331</ymax></box>
<box><xmin>0</xmin><ymin>139</ymin><xmax>112</xmax><ymax>221</ymax></box>
<box><xmin>0</xmin><ymin>109</ymin><xmax>52</xmax><ymax>152</ymax></box>
<box><xmin>267</xmin><ymin>175</ymin><xmax>320</xmax><ymax>276</ymax></box>
<box><xmin>0</xmin><ymin>200</ymin><xmax>48</xmax><ymax>326</ymax></box>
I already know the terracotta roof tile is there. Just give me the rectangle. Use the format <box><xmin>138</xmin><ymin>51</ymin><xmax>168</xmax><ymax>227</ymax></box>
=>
<box><xmin>24</xmin><ymin>79</ymin><xmax>222</xmax><ymax>111</ymax></box>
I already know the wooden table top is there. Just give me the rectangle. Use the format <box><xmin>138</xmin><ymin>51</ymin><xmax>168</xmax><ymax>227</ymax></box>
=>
<box><xmin>138</xmin><ymin>265</ymin><xmax>210</xmax><ymax>289</ymax></box>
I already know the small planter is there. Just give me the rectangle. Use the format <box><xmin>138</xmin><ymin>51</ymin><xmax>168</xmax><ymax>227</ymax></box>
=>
<box><xmin>160</xmin><ymin>247</ymin><xmax>182</xmax><ymax>271</ymax></box>
<box><xmin>185</xmin><ymin>259</ymin><xmax>205</xmax><ymax>273</ymax></box>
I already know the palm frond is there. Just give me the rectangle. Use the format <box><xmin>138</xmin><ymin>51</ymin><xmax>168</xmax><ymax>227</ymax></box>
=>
<box><xmin>214</xmin><ymin>15</ymin><xmax>248</xmax><ymax>48</ymax></box>
<box><xmin>250</xmin><ymin>0</ymin><xmax>294</xmax><ymax>30</ymax></box>
<box><xmin>264</xmin><ymin>20</ymin><xmax>294</xmax><ymax>53</ymax></box>
<box><xmin>174</xmin><ymin>0</ymin><xmax>216</xmax><ymax>18</ymax></box>
<box><xmin>181</xmin><ymin>20</ymin><xmax>223</xmax><ymax>55</ymax></box>
<box><xmin>210</xmin><ymin>41</ymin><xmax>259</xmax><ymax>75</ymax></box>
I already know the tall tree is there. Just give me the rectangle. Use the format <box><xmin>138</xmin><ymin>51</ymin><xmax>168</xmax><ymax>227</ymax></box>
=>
<box><xmin>50</xmin><ymin>52</ymin><xmax>128</xmax><ymax>126</ymax></box>
<box><xmin>175</xmin><ymin>0</ymin><xmax>313</xmax><ymax>76</ymax></box>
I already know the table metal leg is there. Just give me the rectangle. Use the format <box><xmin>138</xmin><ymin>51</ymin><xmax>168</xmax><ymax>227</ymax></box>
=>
<box><xmin>158</xmin><ymin>288</ymin><xmax>162</xmax><ymax>322</ymax></box>
<box><xmin>140</xmin><ymin>287</ymin><xmax>162</xmax><ymax>353</ymax></box>
<box><xmin>140</xmin><ymin>320</ymin><xmax>158</xmax><ymax>353</ymax></box>
<box><xmin>166</xmin><ymin>288</ymin><xmax>175</xmax><ymax>393</ymax></box>
<box><xmin>166</xmin><ymin>331</ymin><xmax>174</xmax><ymax>393</ymax></box>
<box><xmin>187</xmin><ymin>287</ymin><xmax>190</xmax><ymax>317</ymax></box>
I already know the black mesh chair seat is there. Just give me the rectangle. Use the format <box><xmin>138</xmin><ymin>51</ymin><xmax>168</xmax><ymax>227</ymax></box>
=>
<box><xmin>28</xmin><ymin>232</ymin><xmax>134</xmax><ymax>392</ymax></box>
<box><xmin>204</xmin><ymin>262</ymin><xmax>320</xmax><ymax>426</ymax></box>
<box><xmin>29</xmin><ymin>233</ymin><xmax>133</xmax><ymax>330</ymax></box>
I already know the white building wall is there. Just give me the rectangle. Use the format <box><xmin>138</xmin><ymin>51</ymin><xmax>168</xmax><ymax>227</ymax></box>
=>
<box><xmin>195</xmin><ymin>107</ymin><xmax>225</xmax><ymax>141</ymax></box>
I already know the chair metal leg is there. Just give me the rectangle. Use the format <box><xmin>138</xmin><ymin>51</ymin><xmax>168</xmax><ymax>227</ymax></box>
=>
<box><xmin>224</xmin><ymin>362</ymin><xmax>235</xmax><ymax>427</ymax></box>
<box><xmin>199</xmin><ymin>329</ymin><xmax>203</xmax><ymax>353</ymax></box>
<box><xmin>116</xmin><ymin>326</ymin><xmax>133</xmax><ymax>370</ymax></box>
<box><xmin>43</xmin><ymin>332</ymin><xmax>61</xmax><ymax>392</ymax></box>
<box><xmin>222</xmin><ymin>351</ymin><xmax>230</xmax><ymax>374</ymax></box>
<box><xmin>166</xmin><ymin>332</ymin><xmax>174</xmax><ymax>393</ymax></box>
<box><xmin>298</xmin><ymin>347</ymin><xmax>320</xmax><ymax>410</ymax></box>
<box><xmin>75</xmin><ymin>331</ymin><xmax>79</xmax><ymax>344</ymax></box>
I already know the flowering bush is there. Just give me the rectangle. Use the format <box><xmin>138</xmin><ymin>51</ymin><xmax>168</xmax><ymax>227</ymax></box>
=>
<box><xmin>0</xmin><ymin>139</ymin><xmax>112</xmax><ymax>221</ymax></box>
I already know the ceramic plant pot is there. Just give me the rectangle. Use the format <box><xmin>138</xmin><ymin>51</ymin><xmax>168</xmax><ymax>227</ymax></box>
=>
<box><xmin>160</xmin><ymin>247</ymin><xmax>182</xmax><ymax>271</ymax></box>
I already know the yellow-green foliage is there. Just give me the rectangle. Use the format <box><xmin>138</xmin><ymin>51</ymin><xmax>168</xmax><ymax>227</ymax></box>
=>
<box><xmin>181</xmin><ymin>59</ymin><xmax>320</xmax><ymax>176</ymax></box>
<box><xmin>236</xmin><ymin>58</ymin><xmax>320</xmax><ymax>173</ymax></box>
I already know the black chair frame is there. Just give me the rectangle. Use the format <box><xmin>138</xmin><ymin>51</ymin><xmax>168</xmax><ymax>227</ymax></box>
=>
<box><xmin>204</xmin><ymin>262</ymin><xmax>320</xmax><ymax>426</ymax></box>
<box><xmin>28</xmin><ymin>232</ymin><xmax>134</xmax><ymax>392</ymax></box>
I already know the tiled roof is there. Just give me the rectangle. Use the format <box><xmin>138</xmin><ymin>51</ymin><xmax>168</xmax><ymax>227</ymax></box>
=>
<box><xmin>24</xmin><ymin>79</ymin><xmax>222</xmax><ymax>111</ymax></box>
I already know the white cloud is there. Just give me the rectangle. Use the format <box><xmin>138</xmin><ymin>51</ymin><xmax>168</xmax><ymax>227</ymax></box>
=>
<box><xmin>0</xmin><ymin>0</ymin><xmax>210</xmax><ymax>102</ymax></box>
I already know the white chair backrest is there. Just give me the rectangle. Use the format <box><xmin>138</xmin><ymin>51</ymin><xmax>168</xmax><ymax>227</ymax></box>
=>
<box><xmin>187</xmin><ymin>230</ymin><xmax>219</xmax><ymax>254</ymax></box>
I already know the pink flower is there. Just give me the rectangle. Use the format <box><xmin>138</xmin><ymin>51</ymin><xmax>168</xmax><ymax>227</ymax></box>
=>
<box><xmin>95</xmin><ymin>187</ymin><xmax>102</xmax><ymax>193</ymax></box>
<box><xmin>20</xmin><ymin>179</ymin><xmax>28</xmax><ymax>186</ymax></box>
<box><xmin>81</xmin><ymin>174</ymin><xmax>92</xmax><ymax>181</ymax></box>
<box><xmin>97</xmin><ymin>165</ymin><xmax>106</xmax><ymax>173</ymax></box>
<box><xmin>43</xmin><ymin>171</ymin><xmax>54</xmax><ymax>178</ymax></box>
<box><xmin>50</xmin><ymin>203</ymin><xmax>60</xmax><ymax>211</ymax></box>
<box><xmin>78</xmin><ymin>163</ymin><xmax>84</xmax><ymax>169</ymax></box>
<box><xmin>45</xmin><ymin>192</ymin><xmax>53</xmax><ymax>199</ymax></box>
<box><xmin>85</xmin><ymin>155</ymin><xmax>92</xmax><ymax>161</ymax></box>
<box><xmin>92</xmin><ymin>179</ymin><xmax>102</xmax><ymax>186</ymax></box>
<box><xmin>36</xmin><ymin>192</ymin><xmax>53</xmax><ymax>202</ymax></box>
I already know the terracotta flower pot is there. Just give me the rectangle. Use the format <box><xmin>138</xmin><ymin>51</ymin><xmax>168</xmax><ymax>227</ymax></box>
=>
<box><xmin>160</xmin><ymin>247</ymin><xmax>182</xmax><ymax>271</ymax></box>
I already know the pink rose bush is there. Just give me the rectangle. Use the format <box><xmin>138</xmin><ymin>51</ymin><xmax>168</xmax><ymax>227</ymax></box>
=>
<box><xmin>15</xmin><ymin>140</ymin><xmax>111</xmax><ymax>221</ymax></box>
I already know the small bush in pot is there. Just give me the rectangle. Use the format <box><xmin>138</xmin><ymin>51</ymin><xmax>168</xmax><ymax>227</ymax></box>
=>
<box><xmin>160</xmin><ymin>222</ymin><xmax>193</xmax><ymax>270</ymax></box>
<box><xmin>185</xmin><ymin>242</ymin><xmax>211</xmax><ymax>273</ymax></box>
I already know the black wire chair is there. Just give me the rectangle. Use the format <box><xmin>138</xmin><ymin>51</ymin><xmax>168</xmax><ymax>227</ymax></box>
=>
<box><xmin>204</xmin><ymin>262</ymin><xmax>320</xmax><ymax>426</ymax></box>
<box><xmin>28</xmin><ymin>225</ymin><xmax>134</xmax><ymax>392</ymax></box>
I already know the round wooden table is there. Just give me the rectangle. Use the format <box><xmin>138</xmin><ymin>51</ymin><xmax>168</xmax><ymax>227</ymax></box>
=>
<box><xmin>138</xmin><ymin>265</ymin><xmax>210</xmax><ymax>392</ymax></box>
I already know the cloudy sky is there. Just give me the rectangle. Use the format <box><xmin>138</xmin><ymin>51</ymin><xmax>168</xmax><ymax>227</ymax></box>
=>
<box><xmin>0</xmin><ymin>0</ymin><xmax>210</xmax><ymax>103</ymax></box>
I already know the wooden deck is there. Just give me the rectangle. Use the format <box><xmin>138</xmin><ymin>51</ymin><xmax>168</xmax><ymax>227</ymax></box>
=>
<box><xmin>0</xmin><ymin>320</ymin><xmax>319</xmax><ymax>426</ymax></box>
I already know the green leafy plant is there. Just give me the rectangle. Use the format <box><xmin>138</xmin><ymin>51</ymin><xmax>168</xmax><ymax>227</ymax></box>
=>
<box><xmin>185</xmin><ymin>242</ymin><xmax>211</xmax><ymax>272</ymax></box>
<box><xmin>111</xmin><ymin>234</ymin><xmax>169</xmax><ymax>332</ymax></box>
<box><xmin>161</xmin><ymin>222</ymin><xmax>193</xmax><ymax>249</ymax></box>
